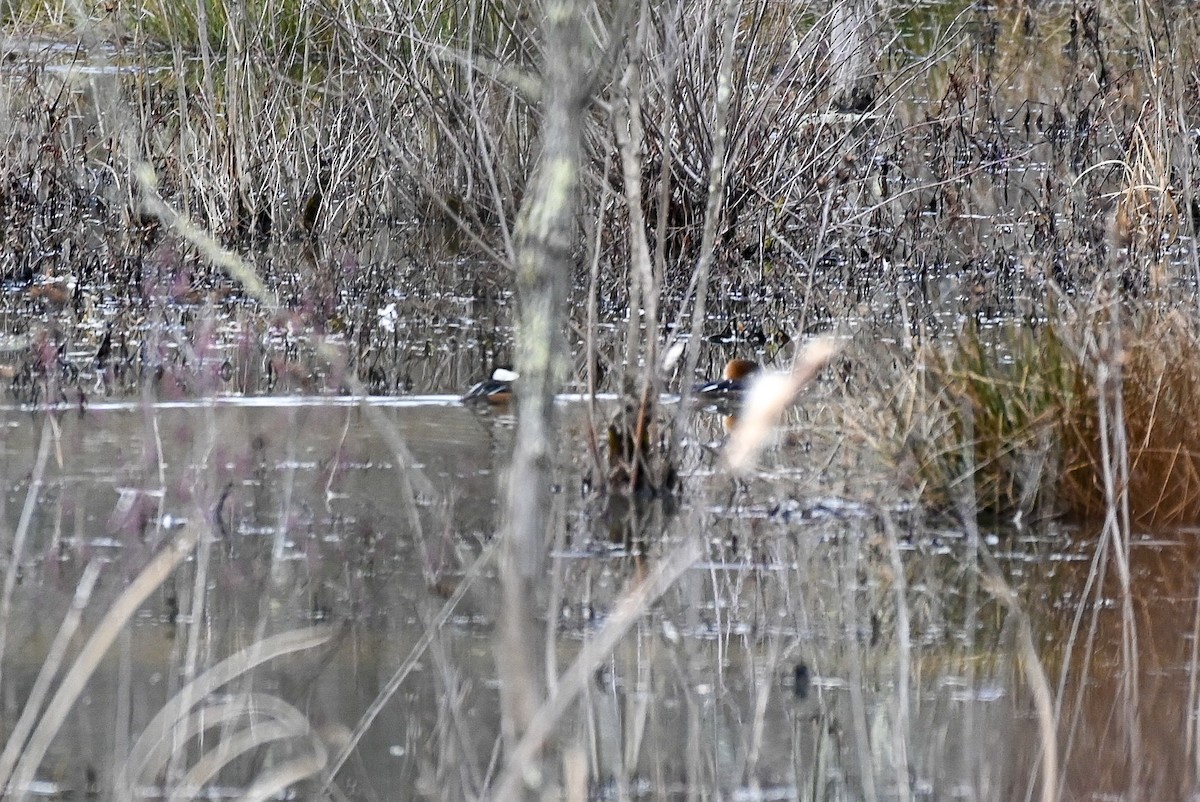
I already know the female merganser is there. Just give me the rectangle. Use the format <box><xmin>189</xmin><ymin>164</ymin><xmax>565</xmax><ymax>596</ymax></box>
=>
<box><xmin>462</xmin><ymin>367</ymin><xmax>518</xmax><ymax>405</ymax></box>
<box><xmin>693</xmin><ymin>358</ymin><xmax>761</xmax><ymax>401</ymax></box>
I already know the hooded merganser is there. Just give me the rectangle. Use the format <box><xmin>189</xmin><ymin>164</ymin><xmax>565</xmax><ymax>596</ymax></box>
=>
<box><xmin>693</xmin><ymin>358</ymin><xmax>761</xmax><ymax>401</ymax></box>
<box><xmin>462</xmin><ymin>367</ymin><xmax>518</xmax><ymax>405</ymax></box>
<box><xmin>724</xmin><ymin>337</ymin><xmax>839</xmax><ymax>472</ymax></box>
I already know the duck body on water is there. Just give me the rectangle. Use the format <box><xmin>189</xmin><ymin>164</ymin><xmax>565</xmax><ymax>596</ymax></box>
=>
<box><xmin>461</xmin><ymin>359</ymin><xmax>761</xmax><ymax>407</ymax></box>
<box><xmin>692</xmin><ymin>359</ymin><xmax>761</xmax><ymax>402</ymax></box>
<box><xmin>461</xmin><ymin>367</ymin><xmax>518</xmax><ymax>405</ymax></box>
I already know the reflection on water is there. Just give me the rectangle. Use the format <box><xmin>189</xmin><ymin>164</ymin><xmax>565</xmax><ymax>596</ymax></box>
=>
<box><xmin>1041</xmin><ymin>531</ymin><xmax>1200</xmax><ymax>800</ymax></box>
<box><xmin>0</xmin><ymin>399</ymin><xmax>1191</xmax><ymax>799</ymax></box>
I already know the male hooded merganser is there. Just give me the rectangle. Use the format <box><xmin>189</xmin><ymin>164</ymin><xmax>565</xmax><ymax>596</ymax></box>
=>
<box><xmin>462</xmin><ymin>367</ymin><xmax>518</xmax><ymax>405</ymax></box>
<box><xmin>693</xmin><ymin>358</ymin><xmax>761</xmax><ymax>401</ymax></box>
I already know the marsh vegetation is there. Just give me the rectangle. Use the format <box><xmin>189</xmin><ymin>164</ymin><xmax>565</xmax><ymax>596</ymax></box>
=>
<box><xmin>2</xmin><ymin>0</ymin><xmax>1200</xmax><ymax>799</ymax></box>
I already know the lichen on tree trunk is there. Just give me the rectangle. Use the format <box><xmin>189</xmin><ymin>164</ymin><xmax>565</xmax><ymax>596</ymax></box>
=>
<box><xmin>495</xmin><ymin>0</ymin><xmax>589</xmax><ymax>762</ymax></box>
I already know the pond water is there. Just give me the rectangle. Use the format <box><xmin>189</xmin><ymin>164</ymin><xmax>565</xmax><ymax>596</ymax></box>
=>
<box><xmin>3</xmin><ymin>0</ymin><xmax>1200</xmax><ymax>798</ymax></box>
<box><xmin>0</xmin><ymin>394</ymin><xmax>1194</xmax><ymax>799</ymax></box>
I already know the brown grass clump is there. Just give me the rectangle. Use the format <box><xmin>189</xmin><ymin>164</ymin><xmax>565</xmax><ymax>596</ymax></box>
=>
<box><xmin>1061</xmin><ymin>311</ymin><xmax>1200</xmax><ymax>526</ymax></box>
<box><xmin>882</xmin><ymin>310</ymin><xmax>1200</xmax><ymax>527</ymax></box>
<box><xmin>893</xmin><ymin>322</ymin><xmax>1078</xmax><ymax>520</ymax></box>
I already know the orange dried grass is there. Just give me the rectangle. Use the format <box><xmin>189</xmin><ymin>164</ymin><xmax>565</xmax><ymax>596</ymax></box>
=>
<box><xmin>1062</xmin><ymin>312</ymin><xmax>1200</xmax><ymax>526</ymax></box>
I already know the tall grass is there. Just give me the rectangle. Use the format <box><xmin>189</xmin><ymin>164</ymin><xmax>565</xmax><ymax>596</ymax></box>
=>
<box><xmin>876</xmin><ymin>320</ymin><xmax>1077</xmax><ymax>521</ymax></box>
<box><xmin>872</xmin><ymin>304</ymin><xmax>1200</xmax><ymax>528</ymax></box>
<box><xmin>1061</xmin><ymin>308</ymin><xmax>1200</xmax><ymax>525</ymax></box>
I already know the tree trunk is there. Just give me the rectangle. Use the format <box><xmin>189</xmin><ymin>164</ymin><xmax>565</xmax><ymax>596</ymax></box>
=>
<box><xmin>495</xmin><ymin>0</ymin><xmax>589</xmax><ymax>767</ymax></box>
<box><xmin>829</xmin><ymin>0</ymin><xmax>880</xmax><ymax>113</ymax></box>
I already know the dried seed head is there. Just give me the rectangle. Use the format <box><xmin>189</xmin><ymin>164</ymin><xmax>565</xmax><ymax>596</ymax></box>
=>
<box><xmin>725</xmin><ymin>337</ymin><xmax>840</xmax><ymax>473</ymax></box>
